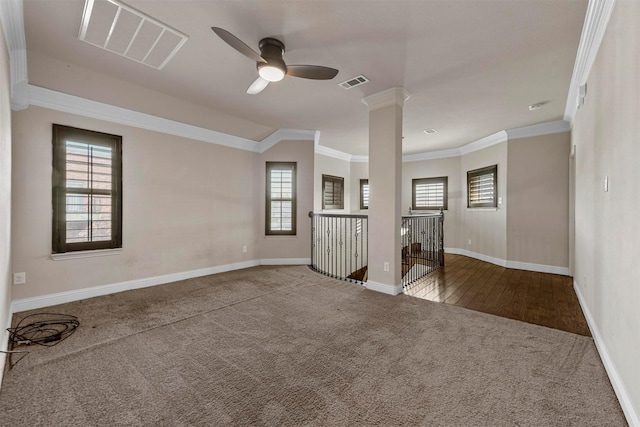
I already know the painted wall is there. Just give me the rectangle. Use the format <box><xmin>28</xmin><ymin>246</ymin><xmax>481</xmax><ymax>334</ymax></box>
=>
<box><xmin>507</xmin><ymin>132</ymin><xmax>570</xmax><ymax>268</ymax></box>
<box><xmin>0</xmin><ymin>18</ymin><xmax>13</xmax><ymax>384</ymax></box>
<box><xmin>402</xmin><ymin>156</ymin><xmax>462</xmax><ymax>250</ymax></box>
<box><xmin>460</xmin><ymin>141</ymin><xmax>508</xmax><ymax>261</ymax></box>
<box><xmin>572</xmin><ymin>0</ymin><xmax>640</xmax><ymax>420</ymax></box>
<box><xmin>11</xmin><ymin>105</ymin><xmax>259</xmax><ymax>300</ymax></box>
<box><xmin>258</xmin><ymin>140</ymin><xmax>314</xmax><ymax>261</ymax></box>
<box><xmin>313</xmin><ymin>153</ymin><xmax>350</xmax><ymax>212</ymax></box>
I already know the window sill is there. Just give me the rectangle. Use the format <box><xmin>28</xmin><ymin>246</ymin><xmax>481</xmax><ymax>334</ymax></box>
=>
<box><xmin>51</xmin><ymin>248</ymin><xmax>123</xmax><ymax>261</ymax></box>
<box><xmin>466</xmin><ymin>207</ymin><xmax>498</xmax><ymax>211</ymax></box>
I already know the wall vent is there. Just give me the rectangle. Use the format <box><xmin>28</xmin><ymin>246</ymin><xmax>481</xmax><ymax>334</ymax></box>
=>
<box><xmin>78</xmin><ymin>0</ymin><xmax>188</xmax><ymax>70</ymax></box>
<box><xmin>339</xmin><ymin>75</ymin><xmax>369</xmax><ymax>90</ymax></box>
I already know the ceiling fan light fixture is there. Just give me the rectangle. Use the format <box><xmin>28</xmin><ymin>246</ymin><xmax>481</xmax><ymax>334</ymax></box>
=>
<box><xmin>258</xmin><ymin>64</ymin><xmax>285</xmax><ymax>82</ymax></box>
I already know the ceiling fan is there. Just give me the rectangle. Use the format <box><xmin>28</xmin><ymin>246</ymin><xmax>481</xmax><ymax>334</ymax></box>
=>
<box><xmin>211</xmin><ymin>27</ymin><xmax>339</xmax><ymax>95</ymax></box>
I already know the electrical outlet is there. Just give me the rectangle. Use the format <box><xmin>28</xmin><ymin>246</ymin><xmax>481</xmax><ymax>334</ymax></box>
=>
<box><xmin>468</xmin><ymin>239</ymin><xmax>472</xmax><ymax>246</ymax></box>
<box><xmin>242</xmin><ymin>246</ymin><xmax>247</xmax><ymax>253</ymax></box>
<box><xmin>383</xmin><ymin>262</ymin><xmax>389</xmax><ymax>272</ymax></box>
<box><xmin>13</xmin><ymin>272</ymin><xmax>26</xmax><ymax>285</ymax></box>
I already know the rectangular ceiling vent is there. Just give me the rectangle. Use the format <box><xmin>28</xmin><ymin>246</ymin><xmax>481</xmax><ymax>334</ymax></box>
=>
<box><xmin>339</xmin><ymin>75</ymin><xmax>369</xmax><ymax>90</ymax></box>
<box><xmin>79</xmin><ymin>0</ymin><xmax>188</xmax><ymax>70</ymax></box>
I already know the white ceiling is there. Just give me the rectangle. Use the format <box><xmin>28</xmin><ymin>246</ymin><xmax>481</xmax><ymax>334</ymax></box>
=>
<box><xmin>22</xmin><ymin>0</ymin><xmax>587</xmax><ymax>156</ymax></box>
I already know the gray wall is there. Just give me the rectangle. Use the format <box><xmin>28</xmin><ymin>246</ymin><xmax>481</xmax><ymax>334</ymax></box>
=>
<box><xmin>507</xmin><ymin>132</ymin><xmax>570</xmax><ymax>268</ymax></box>
<box><xmin>572</xmin><ymin>0</ymin><xmax>640</xmax><ymax>417</ymax></box>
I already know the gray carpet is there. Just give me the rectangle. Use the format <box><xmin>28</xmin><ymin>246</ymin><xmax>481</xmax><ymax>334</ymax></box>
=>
<box><xmin>0</xmin><ymin>265</ymin><xmax>626</xmax><ymax>426</ymax></box>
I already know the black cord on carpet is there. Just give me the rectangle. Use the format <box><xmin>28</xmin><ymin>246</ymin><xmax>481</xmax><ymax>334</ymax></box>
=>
<box><xmin>4</xmin><ymin>313</ymin><xmax>80</xmax><ymax>369</ymax></box>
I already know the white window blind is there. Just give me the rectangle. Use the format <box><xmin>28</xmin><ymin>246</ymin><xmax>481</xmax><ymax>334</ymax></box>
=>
<box><xmin>266</xmin><ymin>162</ymin><xmax>296</xmax><ymax>235</ymax></box>
<box><xmin>65</xmin><ymin>141</ymin><xmax>114</xmax><ymax>243</ymax></box>
<box><xmin>360</xmin><ymin>179</ymin><xmax>369</xmax><ymax>209</ymax></box>
<box><xmin>467</xmin><ymin>165</ymin><xmax>497</xmax><ymax>208</ymax></box>
<box><xmin>322</xmin><ymin>175</ymin><xmax>344</xmax><ymax>210</ymax></box>
<box><xmin>412</xmin><ymin>177</ymin><xmax>448</xmax><ymax>210</ymax></box>
<box><xmin>52</xmin><ymin>124</ymin><xmax>122</xmax><ymax>253</ymax></box>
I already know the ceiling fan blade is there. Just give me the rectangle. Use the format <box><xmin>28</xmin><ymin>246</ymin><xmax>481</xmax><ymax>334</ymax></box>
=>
<box><xmin>247</xmin><ymin>77</ymin><xmax>269</xmax><ymax>95</ymax></box>
<box><xmin>211</xmin><ymin>27</ymin><xmax>266</xmax><ymax>63</ymax></box>
<box><xmin>286</xmin><ymin>65</ymin><xmax>339</xmax><ymax>80</ymax></box>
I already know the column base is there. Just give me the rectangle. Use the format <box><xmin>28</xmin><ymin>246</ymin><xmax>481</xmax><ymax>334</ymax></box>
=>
<box><xmin>366</xmin><ymin>280</ymin><xmax>403</xmax><ymax>296</ymax></box>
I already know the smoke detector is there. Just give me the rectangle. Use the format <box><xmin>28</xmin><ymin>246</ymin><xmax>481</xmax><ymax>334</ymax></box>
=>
<box><xmin>528</xmin><ymin>102</ymin><xmax>547</xmax><ymax>111</ymax></box>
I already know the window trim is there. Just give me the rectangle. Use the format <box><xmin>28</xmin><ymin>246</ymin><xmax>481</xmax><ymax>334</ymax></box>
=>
<box><xmin>359</xmin><ymin>179</ymin><xmax>369</xmax><ymax>210</ymax></box>
<box><xmin>322</xmin><ymin>174</ymin><xmax>344</xmax><ymax>210</ymax></box>
<box><xmin>412</xmin><ymin>176</ymin><xmax>448</xmax><ymax>211</ymax></box>
<box><xmin>265</xmin><ymin>162</ymin><xmax>297</xmax><ymax>236</ymax></box>
<box><xmin>467</xmin><ymin>164</ymin><xmax>498</xmax><ymax>208</ymax></box>
<box><xmin>52</xmin><ymin>124</ymin><xmax>123</xmax><ymax>254</ymax></box>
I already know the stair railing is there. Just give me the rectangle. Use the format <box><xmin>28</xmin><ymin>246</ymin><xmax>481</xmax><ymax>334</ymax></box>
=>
<box><xmin>401</xmin><ymin>211</ymin><xmax>445</xmax><ymax>287</ymax></box>
<box><xmin>309</xmin><ymin>212</ymin><xmax>368</xmax><ymax>284</ymax></box>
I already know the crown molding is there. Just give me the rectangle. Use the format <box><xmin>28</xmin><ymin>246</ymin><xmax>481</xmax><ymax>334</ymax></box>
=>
<box><xmin>0</xmin><ymin>0</ymin><xmax>29</xmax><ymax>110</ymax></box>
<box><xmin>351</xmin><ymin>155</ymin><xmax>369</xmax><ymax>163</ymax></box>
<box><xmin>258</xmin><ymin>128</ymin><xmax>316</xmax><ymax>153</ymax></box>
<box><xmin>316</xmin><ymin>119</ymin><xmax>570</xmax><ymax>164</ymax></box>
<box><xmin>459</xmin><ymin>130</ymin><xmax>508</xmax><ymax>156</ymax></box>
<box><xmin>505</xmin><ymin>120</ymin><xmax>571</xmax><ymax>140</ymax></box>
<box><xmin>29</xmin><ymin>85</ymin><xmax>261</xmax><ymax>151</ymax></box>
<box><xmin>314</xmin><ymin>142</ymin><xmax>353</xmax><ymax>162</ymax></box>
<box><xmin>403</xmin><ymin>148</ymin><xmax>461</xmax><ymax>163</ymax></box>
<box><xmin>564</xmin><ymin>0</ymin><xmax>616</xmax><ymax>123</ymax></box>
<box><xmin>27</xmin><ymin>84</ymin><xmax>319</xmax><ymax>153</ymax></box>
<box><xmin>362</xmin><ymin>87</ymin><xmax>411</xmax><ymax>110</ymax></box>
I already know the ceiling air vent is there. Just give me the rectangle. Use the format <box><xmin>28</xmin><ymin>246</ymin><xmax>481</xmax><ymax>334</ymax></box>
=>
<box><xmin>79</xmin><ymin>0</ymin><xmax>188</xmax><ymax>70</ymax></box>
<box><xmin>339</xmin><ymin>75</ymin><xmax>369</xmax><ymax>90</ymax></box>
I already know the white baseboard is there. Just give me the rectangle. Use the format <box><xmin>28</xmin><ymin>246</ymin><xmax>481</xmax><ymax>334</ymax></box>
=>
<box><xmin>366</xmin><ymin>280</ymin><xmax>403</xmax><ymax>296</ymax></box>
<box><xmin>444</xmin><ymin>247</ymin><xmax>570</xmax><ymax>276</ymax></box>
<box><xmin>574</xmin><ymin>280</ymin><xmax>640</xmax><ymax>427</ymax></box>
<box><xmin>445</xmin><ymin>247</ymin><xmax>507</xmax><ymax>267</ymax></box>
<box><xmin>260</xmin><ymin>258</ymin><xmax>310</xmax><ymax>265</ymax></box>
<box><xmin>505</xmin><ymin>260</ymin><xmax>570</xmax><ymax>276</ymax></box>
<box><xmin>11</xmin><ymin>258</ymin><xmax>309</xmax><ymax>313</ymax></box>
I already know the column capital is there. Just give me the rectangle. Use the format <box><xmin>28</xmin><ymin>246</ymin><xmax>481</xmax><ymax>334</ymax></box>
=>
<box><xmin>362</xmin><ymin>87</ymin><xmax>411</xmax><ymax>110</ymax></box>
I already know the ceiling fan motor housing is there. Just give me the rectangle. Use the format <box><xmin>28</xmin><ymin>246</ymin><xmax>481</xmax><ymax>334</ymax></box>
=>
<box><xmin>258</xmin><ymin>37</ymin><xmax>287</xmax><ymax>77</ymax></box>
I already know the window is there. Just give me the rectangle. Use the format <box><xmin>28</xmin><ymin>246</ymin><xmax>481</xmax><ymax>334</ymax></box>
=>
<box><xmin>322</xmin><ymin>174</ymin><xmax>344</xmax><ymax>210</ymax></box>
<box><xmin>467</xmin><ymin>165</ymin><xmax>498</xmax><ymax>208</ymax></box>
<box><xmin>266</xmin><ymin>162</ymin><xmax>296</xmax><ymax>235</ymax></box>
<box><xmin>52</xmin><ymin>124</ymin><xmax>122</xmax><ymax>253</ymax></box>
<box><xmin>360</xmin><ymin>179</ymin><xmax>369</xmax><ymax>210</ymax></box>
<box><xmin>412</xmin><ymin>177</ymin><xmax>448</xmax><ymax>210</ymax></box>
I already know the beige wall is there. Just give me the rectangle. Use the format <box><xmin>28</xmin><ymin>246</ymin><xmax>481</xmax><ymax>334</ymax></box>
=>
<box><xmin>573</xmin><ymin>0</ymin><xmax>640</xmax><ymax>418</ymax></box>
<box><xmin>460</xmin><ymin>142</ymin><xmax>508</xmax><ymax>261</ymax></box>
<box><xmin>314</xmin><ymin>153</ymin><xmax>350</xmax><ymax>212</ymax></box>
<box><xmin>507</xmin><ymin>132</ymin><xmax>570</xmax><ymax>267</ymax></box>
<box><xmin>0</xmin><ymin>19</ymin><xmax>13</xmax><ymax>383</ymax></box>
<box><xmin>258</xmin><ymin>140</ymin><xmax>314</xmax><ymax>260</ymax></box>
<box><xmin>11</xmin><ymin>105</ymin><xmax>260</xmax><ymax>299</ymax></box>
<box><xmin>402</xmin><ymin>156</ymin><xmax>462</xmax><ymax>250</ymax></box>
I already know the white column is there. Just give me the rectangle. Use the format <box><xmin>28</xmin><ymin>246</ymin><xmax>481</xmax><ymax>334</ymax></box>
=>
<box><xmin>362</xmin><ymin>88</ymin><xmax>410</xmax><ymax>295</ymax></box>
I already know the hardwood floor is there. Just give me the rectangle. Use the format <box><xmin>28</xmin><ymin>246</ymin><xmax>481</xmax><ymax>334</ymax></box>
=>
<box><xmin>404</xmin><ymin>254</ymin><xmax>591</xmax><ymax>336</ymax></box>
